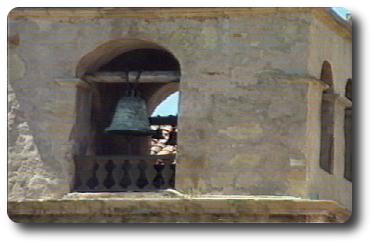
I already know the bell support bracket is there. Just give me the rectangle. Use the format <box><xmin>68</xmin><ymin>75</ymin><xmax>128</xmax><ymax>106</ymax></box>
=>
<box><xmin>82</xmin><ymin>70</ymin><xmax>180</xmax><ymax>83</ymax></box>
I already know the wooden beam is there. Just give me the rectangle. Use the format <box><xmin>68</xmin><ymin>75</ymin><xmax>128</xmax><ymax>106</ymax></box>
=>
<box><xmin>75</xmin><ymin>154</ymin><xmax>176</xmax><ymax>161</ymax></box>
<box><xmin>149</xmin><ymin>115</ymin><xmax>178</xmax><ymax>126</ymax></box>
<box><xmin>82</xmin><ymin>71</ymin><xmax>180</xmax><ymax>83</ymax></box>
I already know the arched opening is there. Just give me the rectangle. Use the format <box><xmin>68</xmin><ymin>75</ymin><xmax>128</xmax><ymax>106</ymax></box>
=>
<box><xmin>73</xmin><ymin>39</ymin><xmax>180</xmax><ymax>192</ymax></box>
<box><xmin>319</xmin><ymin>61</ymin><xmax>335</xmax><ymax>174</ymax></box>
<box><xmin>320</xmin><ymin>61</ymin><xmax>333</xmax><ymax>90</ymax></box>
<box><xmin>345</xmin><ymin>79</ymin><xmax>352</xmax><ymax>100</ymax></box>
<box><xmin>150</xmin><ymin>92</ymin><xmax>179</xmax><ymax>156</ymax></box>
<box><xmin>344</xmin><ymin>79</ymin><xmax>352</xmax><ymax>181</ymax></box>
<box><xmin>99</xmin><ymin>49</ymin><xmax>180</xmax><ymax>72</ymax></box>
<box><xmin>152</xmin><ymin>92</ymin><xmax>179</xmax><ymax>117</ymax></box>
<box><xmin>76</xmin><ymin>39</ymin><xmax>180</xmax><ymax>78</ymax></box>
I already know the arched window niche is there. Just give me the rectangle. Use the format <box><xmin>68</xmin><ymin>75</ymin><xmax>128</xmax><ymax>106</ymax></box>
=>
<box><xmin>344</xmin><ymin>79</ymin><xmax>352</xmax><ymax>181</ymax></box>
<box><xmin>73</xmin><ymin>39</ymin><xmax>181</xmax><ymax>192</ymax></box>
<box><xmin>320</xmin><ymin>61</ymin><xmax>334</xmax><ymax>92</ymax></box>
<box><xmin>319</xmin><ymin>61</ymin><xmax>335</xmax><ymax>174</ymax></box>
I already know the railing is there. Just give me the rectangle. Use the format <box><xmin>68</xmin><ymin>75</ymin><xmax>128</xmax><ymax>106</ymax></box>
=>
<box><xmin>74</xmin><ymin>155</ymin><xmax>176</xmax><ymax>192</ymax></box>
<box><xmin>149</xmin><ymin>115</ymin><xmax>178</xmax><ymax>126</ymax></box>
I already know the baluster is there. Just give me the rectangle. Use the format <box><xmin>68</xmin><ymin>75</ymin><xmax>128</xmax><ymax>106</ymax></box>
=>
<box><xmin>119</xmin><ymin>160</ymin><xmax>132</xmax><ymax>190</ymax></box>
<box><xmin>112</xmin><ymin>159</ymin><xmax>124</xmax><ymax>191</ymax></box>
<box><xmin>86</xmin><ymin>161</ymin><xmax>99</xmax><ymax>190</ymax></box>
<box><xmin>103</xmin><ymin>160</ymin><xmax>115</xmax><ymax>189</ymax></box>
<box><xmin>95</xmin><ymin>159</ymin><xmax>108</xmax><ymax>191</ymax></box>
<box><xmin>136</xmin><ymin>160</ymin><xmax>149</xmax><ymax>190</ymax></box>
<box><xmin>143</xmin><ymin>159</ymin><xmax>156</xmax><ymax>191</ymax></box>
<box><xmin>75</xmin><ymin>157</ymin><xmax>95</xmax><ymax>191</ymax></box>
<box><xmin>153</xmin><ymin>160</ymin><xmax>165</xmax><ymax>189</ymax></box>
<box><xmin>127</xmin><ymin>160</ymin><xmax>139</xmax><ymax>191</ymax></box>
<box><xmin>162</xmin><ymin>157</ymin><xmax>175</xmax><ymax>189</ymax></box>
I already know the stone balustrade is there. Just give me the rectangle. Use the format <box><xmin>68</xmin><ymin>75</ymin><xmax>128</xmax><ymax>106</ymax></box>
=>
<box><xmin>74</xmin><ymin>154</ymin><xmax>176</xmax><ymax>192</ymax></box>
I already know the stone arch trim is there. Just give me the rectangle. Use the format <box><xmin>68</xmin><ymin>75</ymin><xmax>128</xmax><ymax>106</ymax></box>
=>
<box><xmin>147</xmin><ymin>83</ymin><xmax>179</xmax><ymax>115</ymax></box>
<box><xmin>320</xmin><ymin>61</ymin><xmax>334</xmax><ymax>92</ymax></box>
<box><xmin>76</xmin><ymin>39</ymin><xmax>181</xmax><ymax>78</ymax></box>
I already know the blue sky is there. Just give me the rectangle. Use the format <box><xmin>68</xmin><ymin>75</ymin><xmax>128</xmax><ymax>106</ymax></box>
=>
<box><xmin>152</xmin><ymin>8</ymin><xmax>350</xmax><ymax>117</ymax></box>
<box><xmin>152</xmin><ymin>92</ymin><xmax>179</xmax><ymax>116</ymax></box>
<box><xmin>332</xmin><ymin>7</ymin><xmax>351</xmax><ymax>19</ymax></box>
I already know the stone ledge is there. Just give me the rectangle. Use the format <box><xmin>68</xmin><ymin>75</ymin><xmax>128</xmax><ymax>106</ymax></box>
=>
<box><xmin>323</xmin><ymin>93</ymin><xmax>353</xmax><ymax>108</ymax></box>
<box><xmin>8</xmin><ymin>194</ymin><xmax>351</xmax><ymax>223</ymax></box>
<box><xmin>8</xmin><ymin>8</ymin><xmax>351</xmax><ymax>40</ymax></box>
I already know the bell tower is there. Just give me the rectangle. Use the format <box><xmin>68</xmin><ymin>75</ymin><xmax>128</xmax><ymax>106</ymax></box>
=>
<box><xmin>76</xmin><ymin>41</ymin><xmax>180</xmax><ymax>156</ymax></box>
<box><xmin>72</xmin><ymin>39</ymin><xmax>181</xmax><ymax>191</ymax></box>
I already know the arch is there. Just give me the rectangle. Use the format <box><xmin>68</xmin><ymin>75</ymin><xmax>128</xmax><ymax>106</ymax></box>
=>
<box><xmin>320</xmin><ymin>61</ymin><xmax>334</xmax><ymax>90</ymax></box>
<box><xmin>345</xmin><ymin>79</ymin><xmax>352</xmax><ymax>100</ymax></box>
<box><xmin>99</xmin><ymin>49</ymin><xmax>180</xmax><ymax>72</ymax></box>
<box><xmin>74</xmin><ymin>38</ymin><xmax>181</xmax><ymax>156</ymax></box>
<box><xmin>73</xmin><ymin>39</ymin><xmax>181</xmax><ymax>192</ymax></box>
<box><xmin>319</xmin><ymin>61</ymin><xmax>335</xmax><ymax>173</ymax></box>
<box><xmin>76</xmin><ymin>39</ymin><xmax>181</xmax><ymax>78</ymax></box>
<box><xmin>147</xmin><ymin>83</ymin><xmax>179</xmax><ymax>115</ymax></box>
<box><xmin>344</xmin><ymin>78</ymin><xmax>352</xmax><ymax>180</ymax></box>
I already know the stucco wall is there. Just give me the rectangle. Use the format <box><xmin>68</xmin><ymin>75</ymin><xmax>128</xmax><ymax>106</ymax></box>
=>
<box><xmin>8</xmin><ymin>8</ymin><xmax>351</xmax><ymax>209</ymax></box>
<box><xmin>306</xmin><ymin>16</ymin><xmax>352</xmax><ymax>209</ymax></box>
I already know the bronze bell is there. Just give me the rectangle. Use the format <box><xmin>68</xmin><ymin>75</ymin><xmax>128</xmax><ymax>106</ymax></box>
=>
<box><xmin>105</xmin><ymin>71</ymin><xmax>155</xmax><ymax>136</ymax></box>
<box><xmin>105</xmin><ymin>97</ymin><xmax>155</xmax><ymax>135</ymax></box>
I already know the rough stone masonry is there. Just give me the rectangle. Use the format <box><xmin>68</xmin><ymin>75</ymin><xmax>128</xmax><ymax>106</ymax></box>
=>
<box><xmin>7</xmin><ymin>8</ymin><xmax>352</xmax><ymax>222</ymax></box>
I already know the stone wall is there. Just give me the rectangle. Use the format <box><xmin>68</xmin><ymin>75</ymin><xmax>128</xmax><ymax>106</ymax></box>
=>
<box><xmin>8</xmin><ymin>8</ymin><xmax>352</xmax><ymax>211</ymax></box>
<box><xmin>306</xmin><ymin>15</ymin><xmax>352</xmax><ymax>210</ymax></box>
<box><xmin>8</xmin><ymin>194</ymin><xmax>351</xmax><ymax>223</ymax></box>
